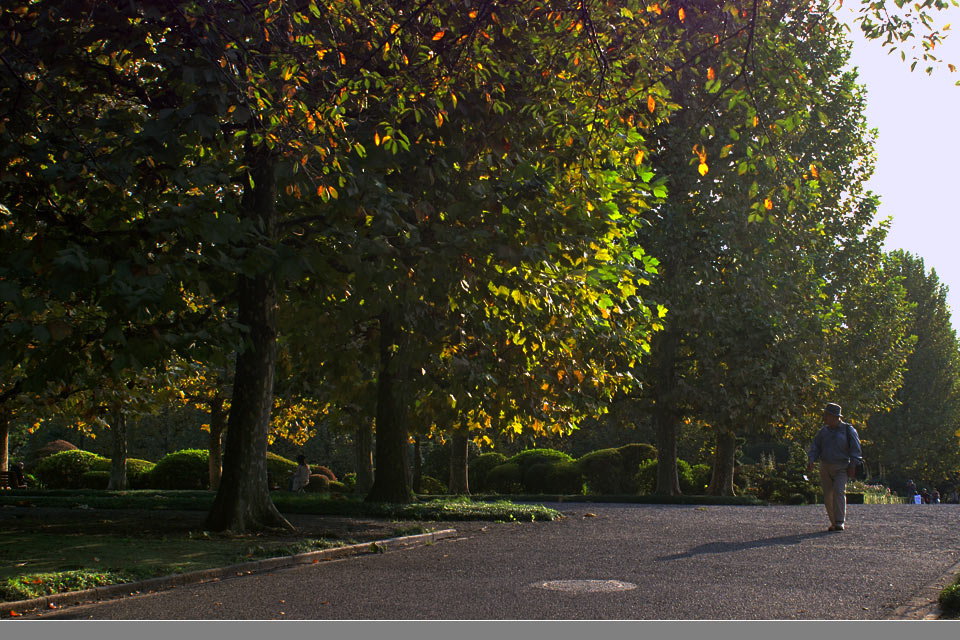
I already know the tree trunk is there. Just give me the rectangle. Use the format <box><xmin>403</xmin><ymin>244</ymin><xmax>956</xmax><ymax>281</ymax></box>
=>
<box><xmin>0</xmin><ymin>408</ymin><xmax>8</xmax><ymax>472</ymax></box>
<box><xmin>365</xmin><ymin>311</ymin><xmax>412</xmax><ymax>503</ymax></box>
<box><xmin>655</xmin><ymin>413</ymin><xmax>681</xmax><ymax>495</ymax></box>
<box><xmin>708</xmin><ymin>428</ymin><xmax>737</xmax><ymax>496</ymax></box>
<box><xmin>355</xmin><ymin>419</ymin><xmax>374</xmax><ymax>494</ymax></box>
<box><xmin>107</xmin><ymin>408</ymin><xmax>127</xmax><ymax>491</ymax></box>
<box><xmin>653</xmin><ymin>329</ymin><xmax>682</xmax><ymax>496</ymax></box>
<box><xmin>208</xmin><ymin>398</ymin><xmax>227</xmax><ymax>491</ymax></box>
<box><xmin>448</xmin><ymin>430</ymin><xmax>469</xmax><ymax>495</ymax></box>
<box><xmin>412</xmin><ymin>436</ymin><xmax>422</xmax><ymax>494</ymax></box>
<box><xmin>206</xmin><ymin>148</ymin><xmax>292</xmax><ymax>532</ymax></box>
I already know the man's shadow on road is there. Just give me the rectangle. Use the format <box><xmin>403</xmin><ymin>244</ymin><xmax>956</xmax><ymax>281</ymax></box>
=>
<box><xmin>656</xmin><ymin>530</ymin><xmax>832</xmax><ymax>561</ymax></box>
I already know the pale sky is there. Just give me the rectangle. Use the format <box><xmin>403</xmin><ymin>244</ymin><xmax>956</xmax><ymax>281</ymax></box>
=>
<box><xmin>842</xmin><ymin>8</ymin><xmax>960</xmax><ymax>328</ymax></box>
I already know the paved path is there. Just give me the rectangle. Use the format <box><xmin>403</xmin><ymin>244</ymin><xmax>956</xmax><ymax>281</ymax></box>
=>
<box><xmin>31</xmin><ymin>503</ymin><xmax>960</xmax><ymax>620</ymax></box>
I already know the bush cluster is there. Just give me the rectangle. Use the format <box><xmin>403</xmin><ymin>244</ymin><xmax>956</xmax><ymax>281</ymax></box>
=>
<box><xmin>468</xmin><ymin>453</ymin><xmax>506</xmax><ymax>492</ymax></box>
<box><xmin>417</xmin><ymin>475</ymin><xmax>447</xmax><ymax>494</ymax></box>
<box><xmin>33</xmin><ymin>450</ymin><xmax>109</xmax><ymax>489</ymax></box>
<box><xmin>149</xmin><ymin>449</ymin><xmax>210</xmax><ymax>490</ymax></box>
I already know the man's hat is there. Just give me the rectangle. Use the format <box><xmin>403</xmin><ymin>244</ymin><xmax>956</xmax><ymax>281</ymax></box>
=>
<box><xmin>823</xmin><ymin>403</ymin><xmax>843</xmax><ymax>417</ymax></box>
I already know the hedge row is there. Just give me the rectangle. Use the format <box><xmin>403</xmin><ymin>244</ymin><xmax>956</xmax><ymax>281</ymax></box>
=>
<box><xmin>470</xmin><ymin>443</ymin><xmax>667</xmax><ymax>496</ymax></box>
<box><xmin>32</xmin><ymin>449</ymin><xmax>345</xmax><ymax>492</ymax></box>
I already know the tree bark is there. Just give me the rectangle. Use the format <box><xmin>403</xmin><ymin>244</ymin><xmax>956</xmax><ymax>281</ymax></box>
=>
<box><xmin>206</xmin><ymin>148</ymin><xmax>292</xmax><ymax>532</ymax></box>
<box><xmin>355</xmin><ymin>419</ymin><xmax>374</xmax><ymax>494</ymax></box>
<box><xmin>208</xmin><ymin>398</ymin><xmax>227</xmax><ymax>491</ymax></box>
<box><xmin>107</xmin><ymin>408</ymin><xmax>127</xmax><ymax>491</ymax></box>
<box><xmin>708</xmin><ymin>428</ymin><xmax>737</xmax><ymax>496</ymax></box>
<box><xmin>0</xmin><ymin>408</ymin><xmax>8</xmax><ymax>472</ymax></box>
<box><xmin>412</xmin><ymin>436</ymin><xmax>422</xmax><ymax>494</ymax></box>
<box><xmin>365</xmin><ymin>311</ymin><xmax>412</xmax><ymax>503</ymax></box>
<box><xmin>448</xmin><ymin>429</ymin><xmax>469</xmax><ymax>495</ymax></box>
<box><xmin>653</xmin><ymin>329</ymin><xmax>682</xmax><ymax>496</ymax></box>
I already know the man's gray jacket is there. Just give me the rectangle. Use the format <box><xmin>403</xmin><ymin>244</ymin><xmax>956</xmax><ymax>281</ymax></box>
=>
<box><xmin>808</xmin><ymin>421</ymin><xmax>862</xmax><ymax>466</ymax></box>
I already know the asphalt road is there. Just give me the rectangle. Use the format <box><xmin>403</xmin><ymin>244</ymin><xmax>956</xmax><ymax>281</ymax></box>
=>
<box><xmin>32</xmin><ymin>502</ymin><xmax>960</xmax><ymax>620</ymax></box>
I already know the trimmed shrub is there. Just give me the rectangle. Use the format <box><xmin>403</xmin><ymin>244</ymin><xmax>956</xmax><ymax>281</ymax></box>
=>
<box><xmin>522</xmin><ymin>462</ymin><xmax>557</xmax><ymax>494</ymax></box>
<box><xmin>87</xmin><ymin>457</ymin><xmax>156</xmax><ymax>489</ymax></box>
<box><xmin>329</xmin><ymin>481</ymin><xmax>349</xmax><ymax>494</ymax></box>
<box><xmin>417</xmin><ymin>475</ymin><xmax>447</xmax><ymax>494</ymax></box>
<box><xmin>28</xmin><ymin>440</ymin><xmax>79</xmax><ymax>470</ymax></box>
<box><xmin>266</xmin><ymin>452</ymin><xmax>297</xmax><ymax>489</ymax></box>
<box><xmin>486</xmin><ymin>463</ymin><xmax>523</xmax><ymax>494</ymax></box>
<box><xmin>617</xmin><ymin>443</ymin><xmax>658</xmax><ymax>493</ymax></box>
<box><xmin>311</xmin><ymin>465</ymin><xmax>337</xmax><ymax>482</ymax></box>
<box><xmin>304</xmin><ymin>474</ymin><xmax>330</xmax><ymax>493</ymax></box>
<box><xmin>507</xmin><ymin>449</ymin><xmax>573</xmax><ymax>472</ymax></box>
<box><xmin>80</xmin><ymin>470</ymin><xmax>110</xmax><ymax>490</ymax></box>
<box><xmin>468</xmin><ymin>452</ymin><xmax>507</xmax><ymax>493</ymax></box>
<box><xmin>33</xmin><ymin>450</ymin><xmax>108</xmax><ymax>489</ymax></box>
<box><xmin>545</xmin><ymin>461</ymin><xmax>586</xmax><ymax>495</ymax></box>
<box><xmin>127</xmin><ymin>459</ymin><xmax>156</xmax><ymax>489</ymax></box>
<box><xmin>149</xmin><ymin>449</ymin><xmax>210</xmax><ymax>490</ymax></box>
<box><xmin>578</xmin><ymin>448</ymin><xmax>624</xmax><ymax>494</ymax></box>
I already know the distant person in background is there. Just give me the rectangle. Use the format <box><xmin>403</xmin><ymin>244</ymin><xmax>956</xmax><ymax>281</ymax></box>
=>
<box><xmin>292</xmin><ymin>455</ymin><xmax>311</xmax><ymax>492</ymax></box>
<box><xmin>920</xmin><ymin>488</ymin><xmax>931</xmax><ymax>504</ymax></box>
<box><xmin>905</xmin><ymin>479</ymin><xmax>917</xmax><ymax>498</ymax></box>
<box><xmin>808</xmin><ymin>402</ymin><xmax>862</xmax><ymax>532</ymax></box>
<box><xmin>11</xmin><ymin>461</ymin><xmax>27</xmax><ymax>489</ymax></box>
<box><xmin>933</xmin><ymin>488</ymin><xmax>941</xmax><ymax>504</ymax></box>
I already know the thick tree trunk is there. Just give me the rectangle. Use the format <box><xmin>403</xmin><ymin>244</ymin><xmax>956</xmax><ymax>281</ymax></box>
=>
<box><xmin>448</xmin><ymin>430</ymin><xmax>469</xmax><ymax>495</ymax></box>
<box><xmin>206</xmin><ymin>148</ymin><xmax>292</xmax><ymax>532</ymax></box>
<box><xmin>365</xmin><ymin>311</ymin><xmax>412</xmax><ymax>503</ymax></box>
<box><xmin>412</xmin><ymin>436</ymin><xmax>422</xmax><ymax>494</ymax></box>
<box><xmin>655</xmin><ymin>413</ymin><xmax>681</xmax><ymax>495</ymax></box>
<box><xmin>355</xmin><ymin>419</ymin><xmax>374</xmax><ymax>494</ymax></box>
<box><xmin>208</xmin><ymin>398</ymin><xmax>227</xmax><ymax>491</ymax></box>
<box><xmin>708</xmin><ymin>428</ymin><xmax>737</xmax><ymax>496</ymax></box>
<box><xmin>107</xmin><ymin>408</ymin><xmax>127</xmax><ymax>491</ymax></box>
<box><xmin>653</xmin><ymin>329</ymin><xmax>682</xmax><ymax>496</ymax></box>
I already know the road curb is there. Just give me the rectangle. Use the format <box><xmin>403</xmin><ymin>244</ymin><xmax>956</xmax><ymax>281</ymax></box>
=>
<box><xmin>888</xmin><ymin>555</ymin><xmax>960</xmax><ymax>620</ymax></box>
<box><xmin>2</xmin><ymin>528</ymin><xmax>458</xmax><ymax>618</ymax></box>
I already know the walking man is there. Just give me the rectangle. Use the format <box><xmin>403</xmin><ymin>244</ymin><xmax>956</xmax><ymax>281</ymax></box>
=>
<box><xmin>807</xmin><ymin>402</ymin><xmax>862</xmax><ymax>532</ymax></box>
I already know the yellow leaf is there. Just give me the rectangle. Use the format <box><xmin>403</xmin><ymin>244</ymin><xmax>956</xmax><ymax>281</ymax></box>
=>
<box><xmin>764</xmin><ymin>198</ymin><xmax>773</xmax><ymax>210</ymax></box>
<box><xmin>647</xmin><ymin>95</ymin><xmax>656</xmax><ymax>113</ymax></box>
<box><xmin>949</xmin><ymin>63</ymin><xmax>957</xmax><ymax>73</ymax></box>
<box><xmin>469</xmin><ymin>10</ymin><xmax>478</xmax><ymax>19</ymax></box>
<box><xmin>433</xmin><ymin>30</ymin><xmax>445</xmax><ymax>40</ymax></box>
<box><xmin>339</xmin><ymin>52</ymin><xmax>346</xmax><ymax>65</ymax></box>
<box><xmin>698</xmin><ymin>163</ymin><xmax>709</xmax><ymax>176</ymax></box>
<box><xmin>678</xmin><ymin>8</ymin><xmax>685</xmax><ymax>22</ymax></box>
<box><xmin>753</xmin><ymin>115</ymin><xmax>759</xmax><ymax>127</ymax></box>
<box><xmin>374</xmin><ymin>131</ymin><xmax>381</xmax><ymax>146</ymax></box>
<box><xmin>634</xmin><ymin>149</ymin><xmax>645</xmax><ymax>166</ymax></box>
<box><xmin>707</xmin><ymin>67</ymin><xmax>715</xmax><ymax>80</ymax></box>
<box><xmin>809</xmin><ymin>164</ymin><xmax>819</xmax><ymax>178</ymax></box>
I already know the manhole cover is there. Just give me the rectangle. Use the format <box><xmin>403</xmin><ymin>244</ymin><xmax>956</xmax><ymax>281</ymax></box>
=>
<box><xmin>534</xmin><ymin>580</ymin><xmax>637</xmax><ymax>593</ymax></box>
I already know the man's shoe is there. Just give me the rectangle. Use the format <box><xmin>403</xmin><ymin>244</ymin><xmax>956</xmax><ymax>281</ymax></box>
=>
<box><xmin>827</xmin><ymin>525</ymin><xmax>844</xmax><ymax>532</ymax></box>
